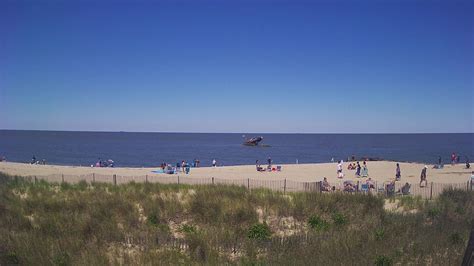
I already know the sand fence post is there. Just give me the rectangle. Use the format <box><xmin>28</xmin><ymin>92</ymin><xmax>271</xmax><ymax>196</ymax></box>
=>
<box><xmin>146</xmin><ymin>175</ymin><xmax>148</xmax><ymax>183</ymax></box>
<box><xmin>113</xmin><ymin>174</ymin><xmax>117</xmax><ymax>186</ymax></box>
<box><xmin>284</xmin><ymin>179</ymin><xmax>287</xmax><ymax>194</ymax></box>
<box><xmin>62</xmin><ymin>174</ymin><xmax>64</xmax><ymax>183</ymax></box>
<box><xmin>177</xmin><ymin>175</ymin><xmax>180</xmax><ymax>185</ymax></box>
<box><xmin>212</xmin><ymin>177</ymin><xmax>214</xmax><ymax>185</ymax></box>
<box><xmin>34</xmin><ymin>176</ymin><xmax>37</xmax><ymax>184</ymax></box>
<box><xmin>430</xmin><ymin>182</ymin><xmax>433</xmax><ymax>200</ymax></box>
<box><xmin>93</xmin><ymin>173</ymin><xmax>95</xmax><ymax>183</ymax></box>
<box><xmin>247</xmin><ymin>178</ymin><xmax>250</xmax><ymax>190</ymax></box>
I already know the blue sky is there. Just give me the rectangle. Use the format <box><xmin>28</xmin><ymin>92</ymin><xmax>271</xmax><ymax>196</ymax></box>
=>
<box><xmin>1</xmin><ymin>0</ymin><xmax>473</xmax><ymax>133</ymax></box>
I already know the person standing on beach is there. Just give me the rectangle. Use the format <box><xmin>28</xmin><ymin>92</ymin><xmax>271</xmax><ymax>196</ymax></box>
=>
<box><xmin>451</xmin><ymin>152</ymin><xmax>456</xmax><ymax>165</ymax></box>
<box><xmin>212</xmin><ymin>159</ymin><xmax>217</xmax><ymax>167</ymax></box>
<box><xmin>396</xmin><ymin>163</ymin><xmax>401</xmax><ymax>181</ymax></box>
<box><xmin>420</xmin><ymin>165</ymin><xmax>428</xmax><ymax>187</ymax></box>
<box><xmin>438</xmin><ymin>156</ymin><xmax>442</xmax><ymax>165</ymax></box>
<box><xmin>337</xmin><ymin>160</ymin><xmax>343</xmax><ymax>178</ymax></box>
<box><xmin>355</xmin><ymin>162</ymin><xmax>361</xmax><ymax>177</ymax></box>
<box><xmin>267</xmin><ymin>157</ymin><xmax>272</xmax><ymax>168</ymax></box>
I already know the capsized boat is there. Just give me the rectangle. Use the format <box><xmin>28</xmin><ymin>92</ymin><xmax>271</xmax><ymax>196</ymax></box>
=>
<box><xmin>243</xmin><ymin>136</ymin><xmax>264</xmax><ymax>146</ymax></box>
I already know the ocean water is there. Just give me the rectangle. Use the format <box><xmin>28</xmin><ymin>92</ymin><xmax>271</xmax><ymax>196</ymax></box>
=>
<box><xmin>0</xmin><ymin>130</ymin><xmax>472</xmax><ymax>167</ymax></box>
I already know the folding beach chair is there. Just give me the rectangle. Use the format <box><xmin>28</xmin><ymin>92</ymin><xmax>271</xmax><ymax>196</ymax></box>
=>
<box><xmin>386</xmin><ymin>182</ymin><xmax>395</xmax><ymax>196</ymax></box>
<box><xmin>360</xmin><ymin>183</ymin><xmax>369</xmax><ymax>193</ymax></box>
<box><xmin>276</xmin><ymin>166</ymin><xmax>282</xmax><ymax>171</ymax></box>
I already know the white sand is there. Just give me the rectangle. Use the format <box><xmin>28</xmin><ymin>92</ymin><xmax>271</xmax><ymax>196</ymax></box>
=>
<box><xmin>0</xmin><ymin>161</ymin><xmax>471</xmax><ymax>184</ymax></box>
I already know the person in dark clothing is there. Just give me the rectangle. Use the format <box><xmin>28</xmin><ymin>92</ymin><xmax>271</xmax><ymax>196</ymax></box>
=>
<box><xmin>396</xmin><ymin>163</ymin><xmax>401</xmax><ymax>181</ymax></box>
<box><xmin>420</xmin><ymin>166</ymin><xmax>428</xmax><ymax>187</ymax></box>
<box><xmin>356</xmin><ymin>162</ymin><xmax>361</xmax><ymax>177</ymax></box>
<box><xmin>438</xmin><ymin>156</ymin><xmax>442</xmax><ymax>165</ymax></box>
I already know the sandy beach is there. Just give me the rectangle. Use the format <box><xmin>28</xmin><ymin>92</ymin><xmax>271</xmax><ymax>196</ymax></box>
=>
<box><xmin>0</xmin><ymin>161</ymin><xmax>471</xmax><ymax>185</ymax></box>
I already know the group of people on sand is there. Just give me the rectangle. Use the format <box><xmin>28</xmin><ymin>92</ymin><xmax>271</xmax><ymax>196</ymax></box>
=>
<box><xmin>160</xmin><ymin>160</ymin><xmax>193</xmax><ymax>174</ymax></box>
<box><xmin>255</xmin><ymin>157</ymin><xmax>281</xmax><ymax>172</ymax></box>
<box><xmin>94</xmin><ymin>158</ymin><xmax>114</xmax><ymax>167</ymax></box>
<box><xmin>158</xmin><ymin>158</ymin><xmax>218</xmax><ymax>174</ymax></box>
<box><xmin>325</xmin><ymin>157</ymin><xmax>430</xmax><ymax>194</ymax></box>
<box><xmin>31</xmin><ymin>155</ymin><xmax>46</xmax><ymax>165</ymax></box>
<box><xmin>338</xmin><ymin>160</ymin><xmax>369</xmax><ymax>179</ymax></box>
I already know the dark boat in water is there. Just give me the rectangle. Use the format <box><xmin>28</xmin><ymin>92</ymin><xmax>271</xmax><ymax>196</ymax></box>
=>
<box><xmin>243</xmin><ymin>136</ymin><xmax>264</xmax><ymax>146</ymax></box>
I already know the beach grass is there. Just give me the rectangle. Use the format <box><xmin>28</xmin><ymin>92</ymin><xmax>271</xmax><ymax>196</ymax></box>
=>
<box><xmin>0</xmin><ymin>172</ymin><xmax>472</xmax><ymax>265</ymax></box>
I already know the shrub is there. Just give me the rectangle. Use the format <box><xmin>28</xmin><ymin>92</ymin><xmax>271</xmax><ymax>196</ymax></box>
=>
<box><xmin>180</xmin><ymin>224</ymin><xmax>197</xmax><ymax>234</ymax></box>
<box><xmin>308</xmin><ymin>215</ymin><xmax>329</xmax><ymax>231</ymax></box>
<box><xmin>332</xmin><ymin>213</ymin><xmax>347</xmax><ymax>226</ymax></box>
<box><xmin>247</xmin><ymin>223</ymin><xmax>271</xmax><ymax>240</ymax></box>
<box><xmin>52</xmin><ymin>251</ymin><xmax>70</xmax><ymax>266</ymax></box>
<box><xmin>4</xmin><ymin>252</ymin><xmax>20</xmax><ymax>264</ymax></box>
<box><xmin>427</xmin><ymin>207</ymin><xmax>440</xmax><ymax>218</ymax></box>
<box><xmin>375</xmin><ymin>228</ymin><xmax>385</xmax><ymax>241</ymax></box>
<box><xmin>147</xmin><ymin>213</ymin><xmax>160</xmax><ymax>226</ymax></box>
<box><xmin>449</xmin><ymin>232</ymin><xmax>463</xmax><ymax>245</ymax></box>
<box><xmin>374</xmin><ymin>255</ymin><xmax>392</xmax><ymax>266</ymax></box>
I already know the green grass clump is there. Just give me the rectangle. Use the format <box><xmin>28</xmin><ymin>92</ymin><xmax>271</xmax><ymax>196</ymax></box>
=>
<box><xmin>247</xmin><ymin>223</ymin><xmax>271</xmax><ymax>240</ymax></box>
<box><xmin>374</xmin><ymin>255</ymin><xmax>393</xmax><ymax>266</ymax></box>
<box><xmin>308</xmin><ymin>215</ymin><xmax>330</xmax><ymax>231</ymax></box>
<box><xmin>332</xmin><ymin>212</ymin><xmax>347</xmax><ymax>226</ymax></box>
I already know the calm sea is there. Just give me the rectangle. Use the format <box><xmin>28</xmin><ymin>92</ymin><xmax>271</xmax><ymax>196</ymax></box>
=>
<box><xmin>0</xmin><ymin>131</ymin><xmax>472</xmax><ymax>167</ymax></box>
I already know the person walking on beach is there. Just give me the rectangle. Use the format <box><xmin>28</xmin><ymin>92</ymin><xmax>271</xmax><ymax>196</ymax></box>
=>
<box><xmin>212</xmin><ymin>159</ymin><xmax>217</xmax><ymax>167</ymax></box>
<box><xmin>267</xmin><ymin>157</ymin><xmax>272</xmax><ymax>169</ymax></box>
<box><xmin>395</xmin><ymin>163</ymin><xmax>401</xmax><ymax>181</ymax></box>
<box><xmin>451</xmin><ymin>152</ymin><xmax>456</xmax><ymax>165</ymax></box>
<box><xmin>438</xmin><ymin>156</ymin><xmax>442</xmax><ymax>165</ymax></box>
<box><xmin>420</xmin><ymin>165</ymin><xmax>428</xmax><ymax>187</ymax></box>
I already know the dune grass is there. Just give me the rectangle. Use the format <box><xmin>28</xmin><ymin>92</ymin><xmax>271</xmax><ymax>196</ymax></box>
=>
<box><xmin>0</xmin><ymin>173</ymin><xmax>472</xmax><ymax>265</ymax></box>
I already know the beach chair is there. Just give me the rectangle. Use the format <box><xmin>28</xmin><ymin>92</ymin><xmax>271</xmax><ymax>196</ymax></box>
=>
<box><xmin>386</xmin><ymin>183</ymin><xmax>395</xmax><ymax>196</ymax></box>
<box><xmin>360</xmin><ymin>183</ymin><xmax>369</xmax><ymax>193</ymax></box>
<box><xmin>276</xmin><ymin>166</ymin><xmax>282</xmax><ymax>171</ymax></box>
<box><xmin>361</xmin><ymin>167</ymin><xmax>369</xmax><ymax>178</ymax></box>
<box><xmin>377</xmin><ymin>183</ymin><xmax>385</xmax><ymax>194</ymax></box>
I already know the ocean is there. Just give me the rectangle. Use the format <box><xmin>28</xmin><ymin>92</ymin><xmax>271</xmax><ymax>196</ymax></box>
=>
<box><xmin>0</xmin><ymin>130</ymin><xmax>472</xmax><ymax>167</ymax></box>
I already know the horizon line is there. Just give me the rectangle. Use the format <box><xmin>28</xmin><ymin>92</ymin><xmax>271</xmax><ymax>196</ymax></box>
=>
<box><xmin>1</xmin><ymin>129</ymin><xmax>473</xmax><ymax>134</ymax></box>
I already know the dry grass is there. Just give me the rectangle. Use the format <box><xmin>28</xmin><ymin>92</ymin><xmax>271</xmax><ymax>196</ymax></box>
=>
<box><xmin>0</xmin><ymin>172</ymin><xmax>472</xmax><ymax>265</ymax></box>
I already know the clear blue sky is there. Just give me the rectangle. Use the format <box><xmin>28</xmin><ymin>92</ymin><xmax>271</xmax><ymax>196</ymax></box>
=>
<box><xmin>1</xmin><ymin>0</ymin><xmax>473</xmax><ymax>133</ymax></box>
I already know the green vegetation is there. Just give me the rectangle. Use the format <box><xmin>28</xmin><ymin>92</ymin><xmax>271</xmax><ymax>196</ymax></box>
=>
<box><xmin>0</xmin><ymin>173</ymin><xmax>472</xmax><ymax>265</ymax></box>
